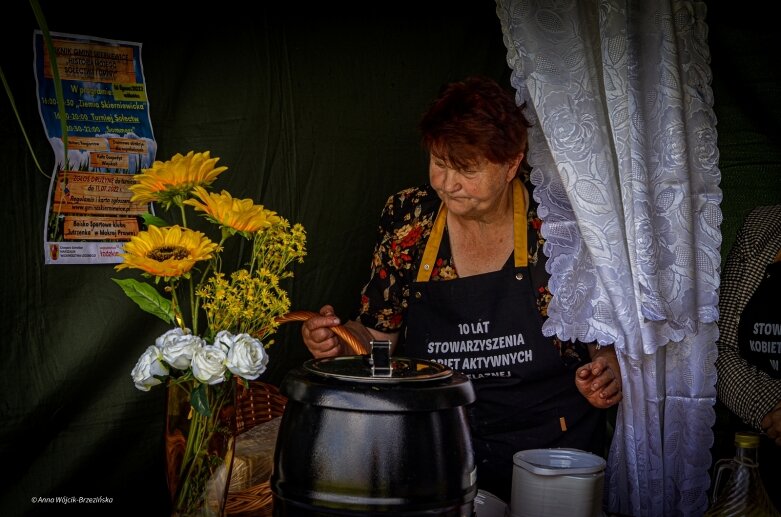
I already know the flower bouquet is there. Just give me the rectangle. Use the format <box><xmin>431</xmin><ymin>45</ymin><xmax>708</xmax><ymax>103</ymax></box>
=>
<box><xmin>115</xmin><ymin>151</ymin><xmax>306</xmax><ymax>516</ymax></box>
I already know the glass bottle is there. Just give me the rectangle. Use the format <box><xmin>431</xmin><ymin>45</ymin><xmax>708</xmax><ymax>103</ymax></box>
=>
<box><xmin>705</xmin><ymin>431</ymin><xmax>780</xmax><ymax>516</ymax></box>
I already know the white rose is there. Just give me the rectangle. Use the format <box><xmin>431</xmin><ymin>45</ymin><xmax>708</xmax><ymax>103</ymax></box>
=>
<box><xmin>155</xmin><ymin>327</ymin><xmax>191</xmax><ymax>348</ymax></box>
<box><xmin>131</xmin><ymin>345</ymin><xmax>169</xmax><ymax>391</ymax></box>
<box><xmin>161</xmin><ymin>334</ymin><xmax>204</xmax><ymax>370</ymax></box>
<box><xmin>213</xmin><ymin>330</ymin><xmax>234</xmax><ymax>353</ymax></box>
<box><xmin>192</xmin><ymin>345</ymin><xmax>228</xmax><ymax>385</ymax></box>
<box><xmin>226</xmin><ymin>333</ymin><xmax>268</xmax><ymax>380</ymax></box>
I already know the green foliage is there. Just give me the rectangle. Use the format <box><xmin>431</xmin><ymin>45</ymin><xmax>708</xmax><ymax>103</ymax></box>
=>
<box><xmin>112</xmin><ymin>277</ymin><xmax>175</xmax><ymax>323</ymax></box>
<box><xmin>142</xmin><ymin>213</ymin><xmax>169</xmax><ymax>228</ymax></box>
<box><xmin>190</xmin><ymin>383</ymin><xmax>211</xmax><ymax>417</ymax></box>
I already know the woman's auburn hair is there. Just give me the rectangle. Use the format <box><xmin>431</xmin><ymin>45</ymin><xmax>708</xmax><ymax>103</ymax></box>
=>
<box><xmin>418</xmin><ymin>75</ymin><xmax>531</xmax><ymax>170</ymax></box>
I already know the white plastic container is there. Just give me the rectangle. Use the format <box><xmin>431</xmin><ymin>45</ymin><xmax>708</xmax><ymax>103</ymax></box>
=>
<box><xmin>510</xmin><ymin>448</ymin><xmax>606</xmax><ymax>517</ymax></box>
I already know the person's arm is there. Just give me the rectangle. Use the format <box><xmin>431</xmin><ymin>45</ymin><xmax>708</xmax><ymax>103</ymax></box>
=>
<box><xmin>302</xmin><ymin>188</ymin><xmax>435</xmax><ymax>359</ymax></box>
<box><xmin>715</xmin><ymin>207</ymin><xmax>781</xmax><ymax>433</ymax></box>
<box><xmin>574</xmin><ymin>344</ymin><xmax>623</xmax><ymax>408</ymax></box>
<box><xmin>301</xmin><ymin>305</ymin><xmax>400</xmax><ymax>358</ymax></box>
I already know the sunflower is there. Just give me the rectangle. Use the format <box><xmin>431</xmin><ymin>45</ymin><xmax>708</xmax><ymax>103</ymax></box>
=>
<box><xmin>115</xmin><ymin>225</ymin><xmax>219</xmax><ymax>278</ymax></box>
<box><xmin>129</xmin><ymin>151</ymin><xmax>228</xmax><ymax>209</ymax></box>
<box><xmin>184</xmin><ymin>186</ymin><xmax>281</xmax><ymax>235</ymax></box>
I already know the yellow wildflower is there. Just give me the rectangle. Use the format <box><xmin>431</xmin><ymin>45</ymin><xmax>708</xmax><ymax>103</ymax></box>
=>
<box><xmin>198</xmin><ymin>268</ymin><xmax>290</xmax><ymax>340</ymax></box>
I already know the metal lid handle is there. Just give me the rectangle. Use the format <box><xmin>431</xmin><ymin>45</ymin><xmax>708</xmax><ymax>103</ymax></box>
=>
<box><xmin>370</xmin><ymin>340</ymin><xmax>392</xmax><ymax>377</ymax></box>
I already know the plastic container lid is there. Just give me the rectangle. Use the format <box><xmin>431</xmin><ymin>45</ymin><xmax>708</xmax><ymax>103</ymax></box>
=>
<box><xmin>513</xmin><ymin>448</ymin><xmax>606</xmax><ymax>476</ymax></box>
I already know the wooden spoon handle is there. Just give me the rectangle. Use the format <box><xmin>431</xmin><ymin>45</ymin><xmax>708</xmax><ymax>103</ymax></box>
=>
<box><xmin>276</xmin><ymin>310</ymin><xmax>369</xmax><ymax>355</ymax></box>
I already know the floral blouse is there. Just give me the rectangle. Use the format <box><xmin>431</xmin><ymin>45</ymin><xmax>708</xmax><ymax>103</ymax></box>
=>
<box><xmin>357</xmin><ymin>175</ymin><xmax>584</xmax><ymax>364</ymax></box>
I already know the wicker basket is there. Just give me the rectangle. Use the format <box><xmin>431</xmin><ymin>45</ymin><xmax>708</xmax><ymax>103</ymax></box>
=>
<box><xmin>225</xmin><ymin>381</ymin><xmax>287</xmax><ymax>517</ymax></box>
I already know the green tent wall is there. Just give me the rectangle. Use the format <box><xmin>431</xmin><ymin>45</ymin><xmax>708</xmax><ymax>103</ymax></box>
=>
<box><xmin>1</xmin><ymin>2</ymin><xmax>779</xmax><ymax>516</ymax></box>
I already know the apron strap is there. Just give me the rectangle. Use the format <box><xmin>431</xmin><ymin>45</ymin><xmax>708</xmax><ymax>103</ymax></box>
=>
<box><xmin>416</xmin><ymin>202</ymin><xmax>448</xmax><ymax>282</ymax></box>
<box><xmin>416</xmin><ymin>178</ymin><xmax>529</xmax><ymax>283</ymax></box>
<box><xmin>512</xmin><ymin>178</ymin><xmax>528</xmax><ymax>269</ymax></box>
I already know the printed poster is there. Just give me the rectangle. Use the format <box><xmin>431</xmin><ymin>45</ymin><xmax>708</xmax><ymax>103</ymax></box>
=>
<box><xmin>34</xmin><ymin>30</ymin><xmax>156</xmax><ymax>265</ymax></box>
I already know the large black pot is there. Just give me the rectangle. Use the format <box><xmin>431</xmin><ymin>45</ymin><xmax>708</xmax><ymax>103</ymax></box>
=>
<box><xmin>271</xmin><ymin>344</ymin><xmax>477</xmax><ymax>516</ymax></box>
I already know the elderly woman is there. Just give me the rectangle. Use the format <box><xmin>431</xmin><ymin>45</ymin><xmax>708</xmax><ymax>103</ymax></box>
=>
<box><xmin>302</xmin><ymin>76</ymin><xmax>622</xmax><ymax>502</ymax></box>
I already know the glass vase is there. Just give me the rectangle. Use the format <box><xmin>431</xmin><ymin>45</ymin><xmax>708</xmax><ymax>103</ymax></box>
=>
<box><xmin>165</xmin><ymin>378</ymin><xmax>237</xmax><ymax>516</ymax></box>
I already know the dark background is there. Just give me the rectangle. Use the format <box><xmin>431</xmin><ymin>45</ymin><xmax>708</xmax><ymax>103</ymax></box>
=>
<box><xmin>1</xmin><ymin>1</ymin><xmax>778</xmax><ymax>515</ymax></box>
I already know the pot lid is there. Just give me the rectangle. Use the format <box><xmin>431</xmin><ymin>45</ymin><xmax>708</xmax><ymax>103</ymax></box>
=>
<box><xmin>283</xmin><ymin>341</ymin><xmax>475</xmax><ymax>411</ymax></box>
<box><xmin>304</xmin><ymin>355</ymin><xmax>453</xmax><ymax>383</ymax></box>
<box><xmin>304</xmin><ymin>340</ymin><xmax>452</xmax><ymax>383</ymax></box>
<box><xmin>280</xmin><ymin>356</ymin><xmax>475</xmax><ymax>413</ymax></box>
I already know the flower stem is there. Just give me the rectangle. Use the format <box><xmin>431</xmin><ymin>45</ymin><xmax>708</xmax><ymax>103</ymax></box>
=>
<box><xmin>170</xmin><ymin>286</ymin><xmax>186</xmax><ymax>330</ymax></box>
<box><xmin>192</xmin><ymin>235</ymin><xmax>225</xmax><ymax>340</ymax></box>
<box><xmin>178</xmin><ymin>202</ymin><xmax>188</xmax><ymax>229</ymax></box>
<box><xmin>172</xmin><ymin>381</ymin><xmax>234</xmax><ymax>514</ymax></box>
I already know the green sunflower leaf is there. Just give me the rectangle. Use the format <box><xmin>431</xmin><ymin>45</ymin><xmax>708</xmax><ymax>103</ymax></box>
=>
<box><xmin>141</xmin><ymin>212</ymin><xmax>169</xmax><ymax>228</ymax></box>
<box><xmin>112</xmin><ymin>278</ymin><xmax>174</xmax><ymax>323</ymax></box>
<box><xmin>190</xmin><ymin>383</ymin><xmax>211</xmax><ymax>416</ymax></box>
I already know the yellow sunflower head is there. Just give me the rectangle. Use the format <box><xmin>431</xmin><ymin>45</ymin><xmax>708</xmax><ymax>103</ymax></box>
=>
<box><xmin>114</xmin><ymin>225</ymin><xmax>219</xmax><ymax>278</ymax></box>
<box><xmin>129</xmin><ymin>151</ymin><xmax>228</xmax><ymax>209</ymax></box>
<box><xmin>183</xmin><ymin>186</ymin><xmax>282</xmax><ymax>236</ymax></box>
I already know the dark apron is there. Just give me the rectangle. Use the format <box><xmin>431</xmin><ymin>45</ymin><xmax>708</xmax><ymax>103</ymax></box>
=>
<box><xmin>404</xmin><ymin>179</ymin><xmax>603</xmax><ymax>502</ymax></box>
<box><xmin>738</xmin><ymin>261</ymin><xmax>781</xmax><ymax>379</ymax></box>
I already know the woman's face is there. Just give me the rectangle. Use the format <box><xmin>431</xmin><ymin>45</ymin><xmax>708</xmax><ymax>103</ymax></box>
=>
<box><xmin>429</xmin><ymin>154</ymin><xmax>518</xmax><ymax>219</ymax></box>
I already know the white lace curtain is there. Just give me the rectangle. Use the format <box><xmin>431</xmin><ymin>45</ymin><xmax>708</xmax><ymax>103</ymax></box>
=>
<box><xmin>495</xmin><ymin>1</ymin><xmax>721</xmax><ymax>515</ymax></box>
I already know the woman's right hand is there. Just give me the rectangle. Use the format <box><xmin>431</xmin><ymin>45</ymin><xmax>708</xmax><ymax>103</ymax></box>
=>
<box><xmin>301</xmin><ymin>305</ymin><xmax>344</xmax><ymax>358</ymax></box>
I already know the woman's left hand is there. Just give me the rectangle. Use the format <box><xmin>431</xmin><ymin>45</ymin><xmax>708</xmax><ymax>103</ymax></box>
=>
<box><xmin>761</xmin><ymin>400</ymin><xmax>781</xmax><ymax>446</ymax></box>
<box><xmin>576</xmin><ymin>347</ymin><xmax>623</xmax><ymax>409</ymax></box>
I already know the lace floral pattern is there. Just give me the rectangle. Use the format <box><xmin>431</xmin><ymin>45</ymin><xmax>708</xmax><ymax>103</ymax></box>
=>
<box><xmin>496</xmin><ymin>1</ymin><xmax>720</xmax><ymax>515</ymax></box>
